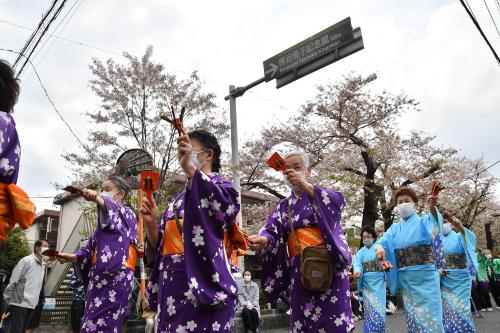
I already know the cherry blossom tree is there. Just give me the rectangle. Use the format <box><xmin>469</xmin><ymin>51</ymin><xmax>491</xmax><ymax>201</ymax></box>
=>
<box><xmin>240</xmin><ymin>73</ymin><xmax>456</xmax><ymax>228</ymax></box>
<box><xmin>63</xmin><ymin>46</ymin><xmax>229</xmax><ymax>204</ymax></box>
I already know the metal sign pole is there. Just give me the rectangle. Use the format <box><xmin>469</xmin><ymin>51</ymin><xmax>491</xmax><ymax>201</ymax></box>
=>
<box><xmin>228</xmin><ymin>85</ymin><xmax>242</xmax><ymax>225</ymax></box>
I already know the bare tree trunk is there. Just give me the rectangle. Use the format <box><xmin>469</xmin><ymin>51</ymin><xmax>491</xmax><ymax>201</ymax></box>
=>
<box><xmin>361</xmin><ymin>179</ymin><xmax>380</xmax><ymax>227</ymax></box>
<box><xmin>361</xmin><ymin>151</ymin><xmax>380</xmax><ymax>227</ymax></box>
<box><xmin>485</xmin><ymin>222</ymin><xmax>494</xmax><ymax>250</ymax></box>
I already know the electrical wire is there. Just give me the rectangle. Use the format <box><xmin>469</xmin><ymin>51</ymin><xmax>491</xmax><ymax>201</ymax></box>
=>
<box><xmin>13</xmin><ymin>0</ymin><xmax>60</xmax><ymax>68</ymax></box>
<box><xmin>464</xmin><ymin>0</ymin><xmax>477</xmax><ymax>20</ymax></box>
<box><xmin>483</xmin><ymin>0</ymin><xmax>500</xmax><ymax>38</ymax></box>
<box><xmin>31</xmin><ymin>0</ymin><xmax>83</xmax><ymax>69</ymax></box>
<box><xmin>24</xmin><ymin>0</ymin><xmax>83</xmax><ymax>81</ymax></box>
<box><xmin>0</xmin><ymin>18</ymin><xmax>122</xmax><ymax>57</ymax></box>
<box><xmin>16</xmin><ymin>0</ymin><xmax>70</xmax><ymax>77</ymax></box>
<box><xmin>459</xmin><ymin>0</ymin><xmax>500</xmax><ymax>63</ymax></box>
<box><xmin>0</xmin><ymin>48</ymin><xmax>105</xmax><ymax>164</ymax></box>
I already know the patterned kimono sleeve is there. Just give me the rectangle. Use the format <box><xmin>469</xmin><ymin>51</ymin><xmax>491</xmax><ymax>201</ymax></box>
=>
<box><xmin>353</xmin><ymin>249</ymin><xmax>364</xmax><ymax>274</ymax></box>
<box><xmin>258</xmin><ymin>203</ymin><xmax>282</xmax><ymax>250</ymax></box>
<box><xmin>422</xmin><ymin>210</ymin><xmax>444</xmax><ymax>268</ymax></box>
<box><xmin>375</xmin><ymin>224</ymin><xmax>398</xmax><ymax>295</ymax></box>
<box><xmin>98</xmin><ymin>198</ymin><xmax>128</xmax><ymax>230</ymax></box>
<box><xmin>375</xmin><ymin>225</ymin><xmax>393</xmax><ymax>253</ymax></box>
<box><xmin>314</xmin><ymin>187</ymin><xmax>351</xmax><ymax>265</ymax></box>
<box><xmin>75</xmin><ymin>233</ymin><xmax>96</xmax><ymax>290</ymax></box>
<box><xmin>188</xmin><ymin>170</ymin><xmax>240</xmax><ymax>224</ymax></box>
<box><xmin>460</xmin><ymin>228</ymin><xmax>478</xmax><ymax>274</ymax></box>
<box><xmin>421</xmin><ymin>209</ymin><xmax>444</xmax><ymax>235</ymax></box>
<box><xmin>75</xmin><ymin>233</ymin><xmax>95</xmax><ymax>264</ymax></box>
<box><xmin>257</xmin><ymin>202</ymin><xmax>289</xmax><ymax>303</ymax></box>
<box><xmin>0</xmin><ymin>114</ymin><xmax>20</xmax><ymax>183</ymax></box>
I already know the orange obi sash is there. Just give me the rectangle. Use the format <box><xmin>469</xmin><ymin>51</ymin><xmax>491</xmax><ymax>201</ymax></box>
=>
<box><xmin>92</xmin><ymin>243</ymin><xmax>143</xmax><ymax>271</ymax></box>
<box><xmin>287</xmin><ymin>226</ymin><xmax>324</xmax><ymax>258</ymax></box>
<box><xmin>161</xmin><ymin>219</ymin><xmax>185</xmax><ymax>256</ymax></box>
<box><xmin>224</xmin><ymin>223</ymin><xmax>248</xmax><ymax>266</ymax></box>
<box><xmin>0</xmin><ymin>183</ymin><xmax>36</xmax><ymax>242</ymax></box>
<box><xmin>161</xmin><ymin>219</ymin><xmax>249</xmax><ymax>265</ymax></box>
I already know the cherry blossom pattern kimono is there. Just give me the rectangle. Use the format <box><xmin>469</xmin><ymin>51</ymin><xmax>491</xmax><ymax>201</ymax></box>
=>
<box><xmin>441</xmin><ymin>228</ymin><xmax>478</xmax><ymax>333</ymax></box>
<box><xmin>76</xmin><ymin>198</ymin><xmax>137</xmax><ymax>333</ymax></box>
<box><xmin>146</xmin><ymin>170</ymin><xmax>240</xmax><ymax>333</ymax></box>
<box><xmin>0</xmin><ymin>112</ymin><xmax>20</xmax><ymax>184</ymax></box>
<box><xmin>258</xmin><ymin>187</ymin><xmax>354</xmax><ymax>333</ymax></box>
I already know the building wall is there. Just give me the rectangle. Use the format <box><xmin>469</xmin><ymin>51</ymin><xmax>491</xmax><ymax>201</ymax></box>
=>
<box><xmin>24</xmin><ymin>223</ymin><xmax>40</xmax><ymax>250</ymax></box>
<box><xmin>56</xmin><ymin>197</ymin><xmax>85</xmax><ymax>252</ymax></box>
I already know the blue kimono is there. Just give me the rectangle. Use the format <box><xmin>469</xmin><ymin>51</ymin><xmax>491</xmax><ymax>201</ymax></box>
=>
<box><xmin>376</xmin><ymin>210</ymin><xmax>444</xmax><ymax>333</ymax></box>
<box><xmin>353</xmin><ymin>245</ymin><xmax>386</xmax><ymax>333</ymax></box>
<box><xmin>441</xmin><ymin>228</ymin><xmax>478</xmax><ymax>333</ymax></box>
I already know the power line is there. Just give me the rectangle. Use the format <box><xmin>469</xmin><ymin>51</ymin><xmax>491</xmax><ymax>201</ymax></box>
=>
<box><xmin>0</xmin><ymin>18</ymin><xmax>122</xmax><ymax>57</ymax></box>
<box><xmin>13</xmin><ymin>0</ymin><xmax>60</xmax><ymax>68</ymax></box>
<box><xmin>459</xmin><ymin>0</ymin><xmax>500</xmax><ymax>63</ymax></box>
<box><xmin>483</xmin><ymin>0</ymin><xmax>500</xmax><ymax>39</ymax></box>
<box><xmin>31</xmin><ymin>0</ymin><xmax>82</xmax><ymax>67</ymax></box>
<box><xmin>0</xmin><ymin>48</ymin><xmax>102</xmax><ymax>163</ymax></box>
<box><xmin>464</xmin><ymin>0</ymin><xmax>477</xmax><ymax>20</ymax></box>
<box><xmin>16</xmin><ymin>0</ymin><xmax>70</xmax><ymax>77</ymax></box>
<box><xmin>24</xmin><ymin>0</ymin><xmax>83</xmax><ymax>80</ymax></box>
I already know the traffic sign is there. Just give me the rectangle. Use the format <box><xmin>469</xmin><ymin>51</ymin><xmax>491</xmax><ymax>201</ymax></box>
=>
<box><xmin>263</xmin><ymin>17</ymin><xmax>363</xmax><ymax>87</ymax></box>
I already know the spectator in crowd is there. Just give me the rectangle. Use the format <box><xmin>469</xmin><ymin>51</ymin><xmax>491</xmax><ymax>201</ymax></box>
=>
<box><xmin>2</xmin><ymin>239</ymin><xmax>48</xmax><ymax>333</ymax></box>
<box><xmin>237</xmin><ymin>271</ymin><xmax>260</xmax><ymax>333</ymax></box>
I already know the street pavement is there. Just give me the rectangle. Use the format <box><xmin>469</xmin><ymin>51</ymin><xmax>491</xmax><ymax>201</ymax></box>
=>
<box><xmin>352</xmin><ymin>307</ymin><xmax>500</xmax><ymax>333</ymax></box>
<box><xmin>267</xmin><ymin>307</ymin><xmax>500</xmax><ymax>332</ymax></box>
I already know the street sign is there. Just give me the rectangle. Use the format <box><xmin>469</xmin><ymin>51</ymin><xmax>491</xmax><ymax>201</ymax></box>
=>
<box><xmin>263</xmin><ymin>17</ymin><xmax>363</xmax><ymax>88</ymax></box>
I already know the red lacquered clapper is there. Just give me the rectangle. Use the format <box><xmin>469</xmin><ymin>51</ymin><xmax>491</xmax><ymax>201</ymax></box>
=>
<box><xmin>140</xmin><ymin>171</ymin><xmax>160</xmax><ymax>203</ymax></box>
<box><xmin>160</xmin><ymin>106</ymin><xmax>186</xmax><ymax>136</ymax></box>
<box><xmin>267</xmin><ymin>152</ymin><xmax>286</xmax><ymax>172</ymax></box>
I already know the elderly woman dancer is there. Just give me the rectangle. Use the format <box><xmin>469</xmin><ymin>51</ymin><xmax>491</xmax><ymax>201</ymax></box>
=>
<box><xmin>58</xmin><ymin>175</ymin><xmax>138</xmax><ymax>332</ymax></box>
<box><xmin>249</xmin><ymin>151</ymin><xmax>354</xmax><ymax>333</ymax></box>
<box><xmin>375</xmin><ymin>187</ymin><xmax>444</xmax><ymax>333</ymax></box>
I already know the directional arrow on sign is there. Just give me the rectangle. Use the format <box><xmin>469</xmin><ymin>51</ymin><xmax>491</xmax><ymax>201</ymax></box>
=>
<box><xmin>265</xmin><ymin>63</ymin><xmax>278</xmax><ymax>79</ymax></box>
<box><xmin>262</xmin><ymin>17</ymin><xmax>362</xmax><ymax>85</ymax></box>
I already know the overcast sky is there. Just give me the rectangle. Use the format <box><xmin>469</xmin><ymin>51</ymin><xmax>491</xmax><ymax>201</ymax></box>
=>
<box><xmin>1</xmin><ymin>0</ymin><xmax>499</xmax><ymax>211</ymax></box>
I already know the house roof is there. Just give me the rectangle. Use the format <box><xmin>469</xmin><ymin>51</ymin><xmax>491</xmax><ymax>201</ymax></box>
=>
<box><xmin>34</xmin><ymin>209</ymin><xmax>60</xmax><ymax>222</ymax></box>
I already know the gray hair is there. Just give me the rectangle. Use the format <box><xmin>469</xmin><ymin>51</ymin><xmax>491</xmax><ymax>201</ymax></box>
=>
<box><xmin>284</xmin><ymin>150</ymin><xmax>311</xmax><ymax>168</ymax></box>
<box><xmin>107</xmin><ymin>174</ymin><xmax>130</xmax><ymax>197</ymax></box>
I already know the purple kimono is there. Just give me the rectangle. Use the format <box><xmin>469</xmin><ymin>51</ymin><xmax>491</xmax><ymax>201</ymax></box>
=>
<box><xmin>146</xmin><ymin>170</ymin><xmax>240</xmax><ymax>333</ymax></box>
<box><xmin>76</xmin><ymin>198</ymin><xmax>137</xmax><ymax>333</ymax></box>
<box><xmin>258</xmin><ymin>187</ymin><xmax>354</xmax><ymax>333</ymax></box>
<box><xmin>0</xmin><ymin>112</ymin><xmax>20</xmax><ymax>184</ymax></box>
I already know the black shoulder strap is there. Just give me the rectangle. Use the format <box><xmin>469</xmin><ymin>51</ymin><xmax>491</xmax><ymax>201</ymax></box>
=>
<box><xmin>174</xmin><ymin>209</ymin><xmax>183</xmax><ymax>237</ymax></box>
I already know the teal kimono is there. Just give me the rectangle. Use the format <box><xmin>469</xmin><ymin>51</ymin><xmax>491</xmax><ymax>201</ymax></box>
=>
<box><xmin>441</xmin><ymin>228</ymin><xmax>478</xmax><ymax>333</ymax></box>
<box><xmin>376</xmin><ymin>210</ymin><xmax>444</xmax><ymax>333</ymax></box>
<box><xmin>353</xmin><ymin>245</ymin><xmax>386</xmax><ymax>333</ymax></box>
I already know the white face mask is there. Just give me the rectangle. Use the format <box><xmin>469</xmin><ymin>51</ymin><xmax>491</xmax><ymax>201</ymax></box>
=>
<box><xmin>442</xmin><ymin>223</ymin><xmax>452</xmax><ymax>235</ymax></box>
<box><xmin>40</xmin><ymin>246</ymin><xmax>49</xmax><ymax>255</ymax></box>
<box><xmin>191</xmin><ymin>151</ymin><xmax>207</xmax><ymax>170</ymax></box>
<box><xmin>243</xmin><ymin>276</ymin><xmax>251</xmax><ymax>283</ymax></box>
<box><xmin>363</xmin><ymin>238</ymin><xmax>374</xmax><ymax>248</ymax></box>
<box><xmin>397</xmin><ymin>202</ymin><xmax>415</xmax><ymax>219</ymax></box>
<box><xmin>100</xmin><ymin>191</ymin><xmax>117</xmax><ymax>200</ymax></box>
